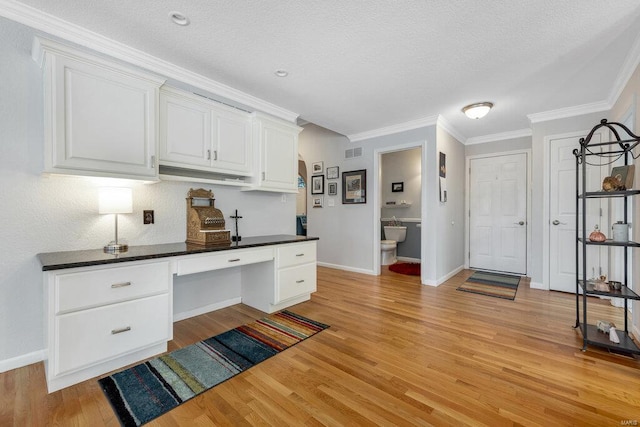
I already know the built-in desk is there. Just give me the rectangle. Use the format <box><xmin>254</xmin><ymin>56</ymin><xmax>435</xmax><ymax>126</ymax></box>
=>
<box><xmin>37</xmin><ymin>235</ymin><xmax>318</xmax><ymax>392</ymax></box>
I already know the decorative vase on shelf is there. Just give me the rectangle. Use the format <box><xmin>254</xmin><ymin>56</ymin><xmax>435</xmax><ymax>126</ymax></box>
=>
<box><xmin>588</xmin><ymin>225</ymin><xmax>606</xmax><ymax>242</ymax></box>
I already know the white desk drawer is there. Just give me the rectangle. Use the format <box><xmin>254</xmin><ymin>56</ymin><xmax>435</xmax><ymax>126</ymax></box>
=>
<box><xmin>54</xmin><ymin>294</ymin><xmax>170</xmax><ymax>376</ymax></box>
<box><xmin>55</xmin><ymin>262</ymin><xmax>170</xmax><ymax>314</ymax></box>
<box><xmin>275</xmin><ymin>263</ymin><xmax>316</xmax><ymax>304</ymax></box>
<box><xmin>277</xmin><ymin>242</ymin><xmax>316</xmax><ymax>269</ymax></box>
<box><xmin>176</xmin><ymin>247</ymin><xmax>274</xmax><ymax>276</ymax></box>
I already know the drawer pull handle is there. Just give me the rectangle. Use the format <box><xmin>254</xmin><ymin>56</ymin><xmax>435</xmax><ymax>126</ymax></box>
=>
<box><xmin>296</xmin><ymin>279</ymin><xmax>305</xmax><ymax>283</ymax></box>
<box><xmin>228</xmin><ymin>258</ymin><xmax>241</xmax><ymax>262</ymax></box>
<box><xmin>111</xmin><ymin>281</ymin><xmax>132</xmax><ymax>288</ymax></box>
<box><xmin>296</xmin><ymin>253</ymin><xmax>305</xmax><ymax>257</ymax></box>
<box><xmin>111</xmin><ymin>326</ymin><xmax>131</xmax><ymax>335</ymax></box>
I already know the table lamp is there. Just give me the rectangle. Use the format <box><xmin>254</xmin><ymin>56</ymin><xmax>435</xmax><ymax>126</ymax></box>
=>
<box><xmin>99</xmin><ymin>187</ymin><xmax>132</xmax><ymax>253</ymax></box>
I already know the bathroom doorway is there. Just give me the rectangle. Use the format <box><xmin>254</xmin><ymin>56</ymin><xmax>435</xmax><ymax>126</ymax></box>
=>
<box><xmin>373</xmin><ymin>142</ymin><xmax>426</xmax><ymax>283</ymax></box>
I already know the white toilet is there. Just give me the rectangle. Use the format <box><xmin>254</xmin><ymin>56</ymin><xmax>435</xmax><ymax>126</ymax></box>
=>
<box><xmin>381</xmin><ymin>226</ymin><xmax>407</xmax><ymax>265</ymax></box>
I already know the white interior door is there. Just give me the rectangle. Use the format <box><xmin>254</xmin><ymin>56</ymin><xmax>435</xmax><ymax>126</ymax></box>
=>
<box><xmin>548</xmin><ymin>132</ymin><xmax>607</xmax><ymax>292</ymax></box>
<box><xmin>469</xmin><ymin>153</ymin><xmax>527</xmax><ymax>274</ymax></box>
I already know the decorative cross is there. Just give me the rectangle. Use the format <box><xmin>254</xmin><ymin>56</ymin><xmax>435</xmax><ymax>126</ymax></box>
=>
<box><xmin>230</xmin><ymin>209</ymin><xmax>242</xmax><ymax>242</ymax></box>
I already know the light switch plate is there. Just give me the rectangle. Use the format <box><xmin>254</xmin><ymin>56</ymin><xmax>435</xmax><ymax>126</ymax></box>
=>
<box><xmin>328</xmin><ymin>198</ymin><xmax>335</xmax><ymax>207</ymax></box>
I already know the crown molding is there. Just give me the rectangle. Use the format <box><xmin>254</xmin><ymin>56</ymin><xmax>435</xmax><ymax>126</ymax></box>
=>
<box><xmin>436</xmin><ymin>115</ymin><xmax>466</xmax><ymax>144</ymax></box>
<box><xmin>347</xmin><ymin>115</ymin><xmax>438</xmax><ymax>142</ymax></box>
<box><xmin>608</xmin><ymin>28</ymin><xmax>640</xmax><ymax>107</ymax></box>
<box><xmin>0</xmin><ymin>0</ymin><xmax>299</xmax><ymax>123</ymax></box>
<box><xmin>526</xmin><ymin>100</ymin><xmax>610</xmax><ymax>124</ymax></box>
<box><xmin>465</xmin><ymin>128</ymin><xmax>532</xmax><ymax>146</ymax></box>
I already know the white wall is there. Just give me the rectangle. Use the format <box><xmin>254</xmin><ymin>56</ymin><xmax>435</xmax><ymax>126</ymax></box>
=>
<box><xmin>465</xmin><ymin>135</ymin><xmax>532</xmax><ymax>157</ymax></box>
<box><xmin>0</xmin><ymin>18</ymin><xmax>295</xmax><ymax>367</ymax></box>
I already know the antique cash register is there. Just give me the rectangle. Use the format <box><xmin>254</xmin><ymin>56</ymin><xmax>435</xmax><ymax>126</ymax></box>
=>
<box><xmin>185</xmin><ymin>188</ymin><xmax>231</xmax><ymax>246</ymax></box>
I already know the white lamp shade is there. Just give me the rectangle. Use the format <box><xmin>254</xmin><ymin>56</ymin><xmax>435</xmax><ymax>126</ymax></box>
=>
<box><xmin>99</xmin><ymin>187</ymin><xmax>133</xmax><ymax>214</ymax></box>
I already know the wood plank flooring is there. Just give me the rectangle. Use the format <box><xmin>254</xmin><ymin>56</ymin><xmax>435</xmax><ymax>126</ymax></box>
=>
<box><xmin>2</xmin><ymin>266</ymin><xmax>640</xmax><ymax>426</ymax></box>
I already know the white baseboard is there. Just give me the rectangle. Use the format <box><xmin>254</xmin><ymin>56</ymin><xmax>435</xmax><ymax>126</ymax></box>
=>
<box><xmin>397</xmin><ymin>256</ymin><xmax>420</xmax><ymax>263</ymax></box>
<box><xmin>529</xmin><ymin>281</ymin><xmax>547</xmax><ymax>290</ymax></box>
<box><xmin>0</xmin><ymin>349</ymin><xmax>46</xmax><ymax>374</ymax></box>
<box><xmin>317</xmin><ymin>262</ymin><xmax>376</xmax><ymax>276</ymax></box>
<box><xmin>437</xmin><ymin>265</ymin><xmax>464</xmax><ymax>286</ymax></box>
<box><xmin>173</xmin><ymin>297</ymin><xmax>242</xmax><ymax>322</ymax></box>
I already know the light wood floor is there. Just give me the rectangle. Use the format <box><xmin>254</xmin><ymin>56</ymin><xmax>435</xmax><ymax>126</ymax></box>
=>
<box><xmin>2</xmin><ymin>267</ymin><xmax>640</xmax><ymax>426</ymax></box>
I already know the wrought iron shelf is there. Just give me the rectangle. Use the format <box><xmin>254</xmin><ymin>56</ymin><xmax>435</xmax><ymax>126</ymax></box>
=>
<box><xmin>578</xmin><ymin>238</ymin><xmax>640</xmax><ymax>248</ymax></box>
<box><xmin>579</xmin><ymin>189</ymin><xmax>640</xmax><ymax>199</ymax></box>
<box><xmin>577</xmin><ymin>323</ymin><xmax>640</xmax><ymax>355</ymax></box>
<box><xmin>578</xmin><ymin>280</ymin><xmax>640</xmax><ymax>300</ymax></box>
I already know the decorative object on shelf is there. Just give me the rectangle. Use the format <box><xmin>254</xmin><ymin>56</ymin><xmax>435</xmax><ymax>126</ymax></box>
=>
<box><xmin>610</xmin><ymin>165</ymin><xmax>635</xmax><ymax>190</ymax></box>
<box><xmin>312</xmin><ymin>196</ymin><xmax>323</xmax><ymax>208</ymax></box>
<box><xmin>311</xmin><ymin>175</ymin><xmax>324</xmax><ymax>194</ymax></box>
<box><xmin>328</xmin><ymin>181</ymin><xmax>338</xmax><ymax>196</ymax></box>
<box><xmin>602</xmin><ymin>174</ymin><xmax>624</xmax><ymax>191</ymax></box>
<box><xmin>342</xmin><ymin>169</ymin><xmax>366</xmax><ymax>204</ymax></box>
<box><xmin>608</xmin><ymin>280</ymin><xmax>622</xmax><ymax>290</ymax></box>
<box><xmin>185</xmin><ymin>188</ymin><xmax>230</xmax><ymax>246</ymax></box>
<box><xmin>312</xmin><ymin>161</ymin><xmax>324</xmax><ymax>174</ymax></box>
<box><xmin>391</xmin><ymin>182</ymin><xmax>404</xmax><ymax>192</ymax></box>
<box><xmin>588</xmin><ymin>224</ymin><xmax>606</xmax><ymax>242</ymax></box>
<box><xmin>326</xmin><ymin>166</ymin><xmax>339</xmax><ymax>180</ymax></box>
<box><xmin>596</xmin><ymin>320</ymin><xmax>615</xmax><ymax>334</ymax></box>
<box><xmin>611</xmin><ymin>221</ymin><xmax>629</xmax><ymax>242</ymax></box>
<box><xmin>99</xmin><ymin>187</ymin><xmax>133</xmax><ymax>254</ymax></box>
<box><xmin>609</xmin><ymin>327</ymin><xmax>621</xmax><ymax>344</ymax></box>
<box><xmin>230</xmin><ymin>209</ymin><xmax>242</xmax><ymax>242</ymax></box>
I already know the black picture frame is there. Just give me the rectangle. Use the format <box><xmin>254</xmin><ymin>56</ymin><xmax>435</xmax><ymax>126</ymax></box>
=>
<box><xmin>391</xmin><ymin>182</ymin><xmax>404</xmax><ymax>192</ymax></box>
<box><xmin>311</xmin><ymin>175</ymin><xmax>324</xmax><ymax>194</ymax></box>
<box><xmin>328</xmin><ymin>181</ymin><xmax>338</xmax><ymax>196</ymax></box>
<box><xmin>342</xmin><ymin>169</ymin><xmax>366</xmax><ymax>204</ymax></box>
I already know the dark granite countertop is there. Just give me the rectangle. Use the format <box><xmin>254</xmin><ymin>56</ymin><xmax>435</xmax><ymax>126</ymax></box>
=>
<box><xmin>38</xmin><ymin>235</ymin><xmax>319</xmax><ymax>271</ymax></box>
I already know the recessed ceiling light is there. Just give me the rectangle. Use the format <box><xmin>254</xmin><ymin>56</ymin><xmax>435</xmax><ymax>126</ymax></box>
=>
<box><xmin>169</xmin><ymin>11</ymin><xmax>190</xmax><ymax>26</ymax></box>
<box><xmin>274</xmin><ymin>69</ymin><xmax>289</xmax><ymax>77</ymax></box>
<box><xmin>462</xmin><ymin>102</ymin><xmax>493</xmax><ymax>119</ymax></box>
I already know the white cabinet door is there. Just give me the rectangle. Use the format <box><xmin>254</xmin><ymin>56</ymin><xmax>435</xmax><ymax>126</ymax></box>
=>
<box><xmin>213</xmin><ymin>107</ymin><xmax>252</xmax><ymax>174</ymax></box>
<box><xmin>159</xmin><ymin>86</ymin><xmax>252</xmax><ymax>176</ymax></box>
<box><xmin>252</xmin><ymin>113</ymin><xmax>301</xmax><ymax>191</ymax></box>
<box><xmin>35</xmin><ymin>38</ymin><xmax>163</xmax><ymax>180</ymax></box>
<box><xmin>159</xmin><ymin>88</ymin><xmax>211</xmax><ymax>168</ymax></box>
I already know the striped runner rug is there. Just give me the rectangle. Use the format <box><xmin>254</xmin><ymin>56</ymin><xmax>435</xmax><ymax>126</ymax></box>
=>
<box><xmin>99</xmin><ymin>310</ymin><xmax>328</xmax><ymax>426</ymax></box>
<box><xmin>457</xmin><ymin>271</ymin><xmax>521</xmax><ymax>300</ymax></box>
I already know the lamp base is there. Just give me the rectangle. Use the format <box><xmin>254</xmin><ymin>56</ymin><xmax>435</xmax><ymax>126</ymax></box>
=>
<box><xmin>103</xmin><ymin>243</ymin><xmax>129</xmax><ymax>254</ymax></box>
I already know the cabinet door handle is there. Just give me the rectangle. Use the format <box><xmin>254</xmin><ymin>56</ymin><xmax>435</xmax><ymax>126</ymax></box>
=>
<box><xmin>296</xmin><ymin>253</ymin><xmax>305</xmax><ymax>257</ymax></box>
<box><xmin>296</xmin><ymin>279</ymin><xmax>305</xmax><ymax>283</ymax></box>
<box><xmin>111</xmin><ymin>281</ymin><xmax>131</xmax><ymax>288</ymax></box>
<box><xmin>228</xmin><ymin>258</ymin><xmax>241</xmax><ymax>262</ymax></box>
<box><xmin>111</xmin><ymin>326</ymin><xmax>131</xmax><ymax>335</ymax></box>
<box><xmin>207</xmin><ymin>149</ymin><xmax>211</xmax><ymax>160</ymax></box>
<box><xmin>214</xmin><ymin>150</ymin><xmax>218</xmax><ymax>161</ymax></box>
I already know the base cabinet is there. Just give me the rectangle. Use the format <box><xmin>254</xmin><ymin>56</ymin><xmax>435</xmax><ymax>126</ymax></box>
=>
<box><xmin>44</xmin><ymin>260</ymin><xmax>172</xmax><ymax>393</ymax></box>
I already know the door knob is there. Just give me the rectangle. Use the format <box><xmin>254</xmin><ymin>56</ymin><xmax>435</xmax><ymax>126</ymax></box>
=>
<box><xmin>552</xmin><ymin>220</ymin><xmax>566</xmax><ymax>226</ymax></box>
<box><xmin>514</xmin><ymin>221</ymin><xmax>525</xmax><ymax>226</ymax></box>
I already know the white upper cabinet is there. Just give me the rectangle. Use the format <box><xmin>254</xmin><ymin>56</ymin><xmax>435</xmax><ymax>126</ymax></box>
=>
<box><xmin>33</xmin><ymin>37</ymin><xmax>164</xmax><ymax>180</ymax></box>
<box><xmin>159</xmin><ymin>87</ymin><xmax>252</xmax><ymax>176</ymax></box>
<box><xmin>250</xmin><ymin>112</ymin><xmax>302</xmax><ymax>192</ymax></box>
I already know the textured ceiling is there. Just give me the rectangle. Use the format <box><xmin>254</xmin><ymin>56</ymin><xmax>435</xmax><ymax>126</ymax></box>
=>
<box><xmin>10</xmin><ymin>0</ymin><xmax>640</xmax><ymax>140</ymax></box>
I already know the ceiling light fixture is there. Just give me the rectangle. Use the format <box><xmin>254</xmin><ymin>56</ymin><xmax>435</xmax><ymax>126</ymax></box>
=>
<box><xmin>462</xmin><ymin>102</ymin><xmax>493</xmax><ymax>119</ymax></box>
<box><xmin>274</xmin><ymin>69</ymin><xmax>289</xmax><ymax>77</ymax></box>
<box><xmin>169</xmin><ymin>11</ymin><xmax>190</xmax><ymax>26</ymax></box>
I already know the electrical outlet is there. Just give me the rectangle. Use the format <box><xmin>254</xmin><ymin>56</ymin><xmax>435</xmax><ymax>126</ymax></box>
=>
<box><xmin>143</xmin><ymin>210</ymin><xmax>154</xmax><ymax>224</ymax></box>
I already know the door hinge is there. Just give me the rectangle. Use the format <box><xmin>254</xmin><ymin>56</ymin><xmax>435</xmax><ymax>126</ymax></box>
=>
<box><xmin>600</xmin><ymin>208</ymin><xmax>603</xmax><ymax>217</ymax></box>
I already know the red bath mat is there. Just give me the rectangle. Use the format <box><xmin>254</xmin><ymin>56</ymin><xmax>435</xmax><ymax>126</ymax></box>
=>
<box><xmin>388</xmin><ymin>262</ymin><xmax>421</xmax><ymax>276</ymax></box>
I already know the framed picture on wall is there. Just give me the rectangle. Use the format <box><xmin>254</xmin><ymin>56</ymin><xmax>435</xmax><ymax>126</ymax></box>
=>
<box><xmin>342</xmin><ymin>169</ymin><xmax>366</xmax><ymax>204</ymax></box>
<box><xmin>392</xmin><ymin>182</ymin><xmax>404</xmax><ymax>192</ymax></box>
<box><xmin>328</xmin><ymin>181</ymin><xmax>338</xmax><ymax>196</ymax></box>
<box><xmin>311</xmin><ymin>175</ymin><xmax>324</xmax><ymax>194</ymax></box>
<box><xmin>312</xmin><ymin>196</ymin><xmax>323</xmax><ymax>208</ymax></box>
<box><xmin>326</xmin><ymin>166</ymin><xmax>339</xmax><ymax>179</ymax></box>
<box><xmin>312</xmin><ymin>161</ymin><xmax>324</xmax><ymax>175</ymax></box>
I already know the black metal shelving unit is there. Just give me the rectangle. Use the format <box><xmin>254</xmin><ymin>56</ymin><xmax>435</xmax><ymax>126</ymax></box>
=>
<box><xmin>574</xmin><ymin>119</ymin><xmax>640</xmax><ymax>355</ymax></box>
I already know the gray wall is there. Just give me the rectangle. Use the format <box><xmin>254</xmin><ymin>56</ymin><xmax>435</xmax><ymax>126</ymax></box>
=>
<box><xmin>0</xmin><ymin>18</ymin><xmax>295</xmax><ymax>367</ymax></box>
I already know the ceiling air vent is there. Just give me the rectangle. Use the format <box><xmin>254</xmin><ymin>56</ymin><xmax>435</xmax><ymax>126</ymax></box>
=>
<box><xmin>345</xmin><ymin>147</ymin><xmax>363</xmax><ymax>159</ymax></box>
